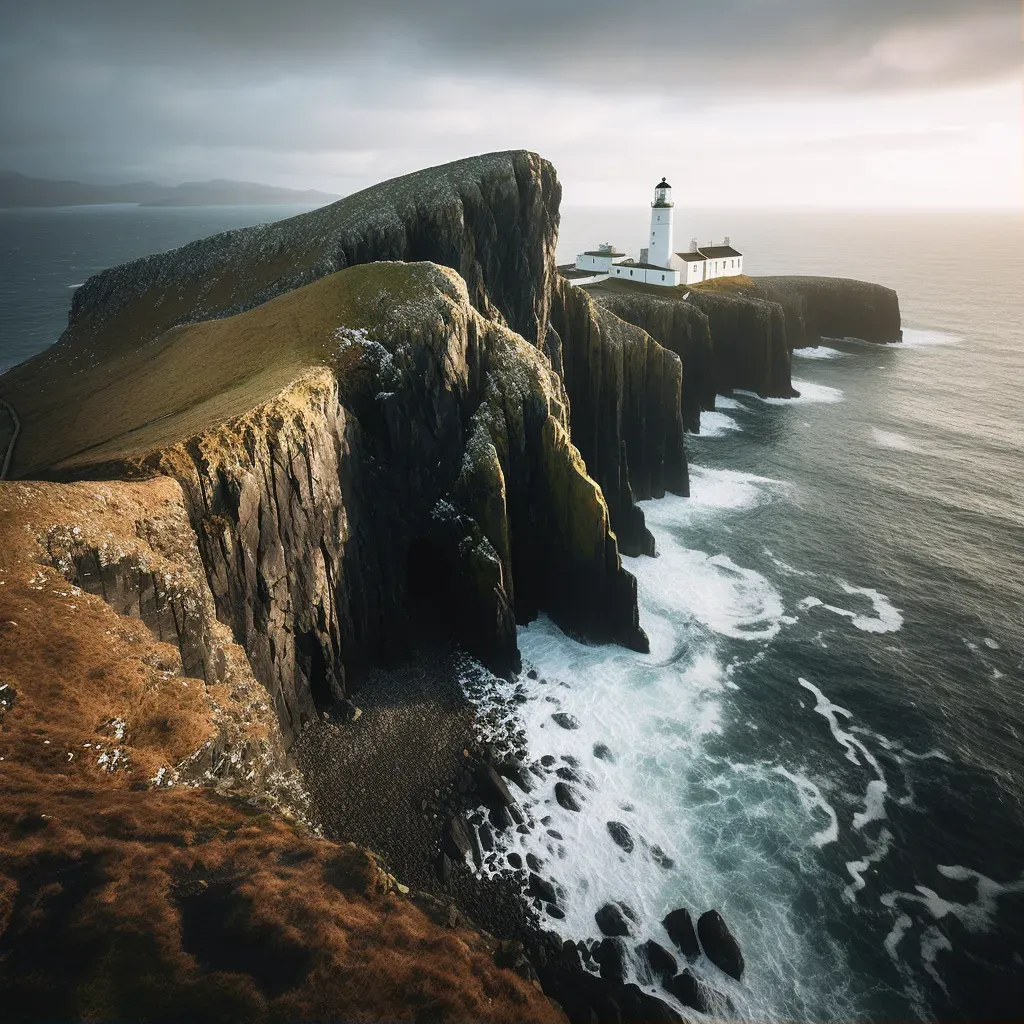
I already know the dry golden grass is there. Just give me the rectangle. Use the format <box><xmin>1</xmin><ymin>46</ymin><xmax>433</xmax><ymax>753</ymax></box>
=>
<box><xmin>0</xmin><ymin>477</ymin><xmax>566</xmax><ymax>1023</ymax></box>
<box><xmin>0</xmin><ymin>261</ymin><xmax>453</xmax><ymax>478</ymax></box>
<box><xmin>688</xmin><ymin>274</ymin><xmax>756</xmax><ymax>293</ymax></box>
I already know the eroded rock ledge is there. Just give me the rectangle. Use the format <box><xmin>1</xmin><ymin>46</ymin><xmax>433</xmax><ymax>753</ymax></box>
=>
<box><xmin>584</xmin><ymin>274</ymin><xmax>902</xmax><ymax>430</ymax></box>
<box><xmin>2</xmin><ymin>261</ymin><xmax>647</xmax><ymax>745</ymax></box>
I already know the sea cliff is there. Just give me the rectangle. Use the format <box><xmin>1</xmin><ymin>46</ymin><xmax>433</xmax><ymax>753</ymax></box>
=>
<box><xmin>585</xmin><ymin>274</ymin><xmax>901</xmax><ymax>431</ymax></box>
<box><xmin>0</xmin><ymin>150</ymin><xmax>903</xmax><ymax>1023</ymax></box>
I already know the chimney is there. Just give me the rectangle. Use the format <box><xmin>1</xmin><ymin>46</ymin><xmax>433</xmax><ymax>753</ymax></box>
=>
<box><xmin>724</xmin><ymin>236</ymin><xmax>730</xmax><ymax>246</ymax></box>
<box><xmin>640</xmin><ymin>247</ymin><xmax>649</xmax><ymax>264</ymax></box>
<box><xmin>690</xmin><ymin>237</ymin><xmax>698</xmax><ymax>252</ymax></box>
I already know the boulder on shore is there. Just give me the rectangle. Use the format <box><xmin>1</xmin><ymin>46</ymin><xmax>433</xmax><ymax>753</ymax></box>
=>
<box><xmin>595</xmin><ymin>902</ymin><xmax>632</xmax><ymax>937</ymax></box>
<box><xmin>554</xmin><ymin>781</ymin><xmax>582</xmax><ymax>811</ymax></box>
<box><xmin>662</xmin><ymin>907</ymin><xmax>700</xmax><ymax>959</ymax></box>
<box><xmin>606</xmin><ymin>820</ymin><xmax>634</xmax><ymax>852</ymax></box>
<box><xmin>664</xmin><ymin>968</ymin><xmax>711</xmax><ymax>1014</ymax></box>
<box><xmin>697</xmin><ymin>908</ymin><xmax>745</xmax><ymax>980</ymax></box>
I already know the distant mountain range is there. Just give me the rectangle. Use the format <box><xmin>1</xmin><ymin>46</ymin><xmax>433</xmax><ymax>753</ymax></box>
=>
<box><xmin>0</xmin><ymin>171</ymin><xmax>340</xmax><ymax>208</ymax></box>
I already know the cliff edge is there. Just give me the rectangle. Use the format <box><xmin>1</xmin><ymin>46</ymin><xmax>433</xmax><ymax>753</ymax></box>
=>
<box><xmin>583</xmin><ymin>273</ymin><xmax>901</xmax><ymax>431</ymax></box>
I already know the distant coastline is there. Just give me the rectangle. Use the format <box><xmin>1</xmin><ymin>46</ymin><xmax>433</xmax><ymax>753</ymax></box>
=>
<box><xmin>0</xmin><ymin>170</ymin><xmax>339</xmax><ymax>208</ymax></box>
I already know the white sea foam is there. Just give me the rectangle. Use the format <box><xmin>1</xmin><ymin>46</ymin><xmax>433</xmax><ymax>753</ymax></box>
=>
<box><xmin>871</xmin><ymin>428</ymin><xmax>921</xmax><ymax>453</ymax></box>
<box><xmin>798</xmin><ymin>583</ymin><xmax>903</xmax><ymax>634</ymax></box>
<box><xmin>632</xmin><ymin>545</ymin><xmax>788</xmax><ymax>641</ymax></box>
<box><xmin>900</xmin><ymin>328</ymin><xmax>962</xmax><ymax>348</ymax></box>
<box><xmin>774</xmin><ymin>767</ymin><xmax>839</xmax><ymax>846</ymax></box>
<box><xmin>761</xmin><ymin>379</ymin><xmax>844</xmax><ymax>405</ymax></box>
<box><xmin>983</xmin><ymin>637</ymin><xmax>1000</xmax><ymax>650</ymax></box>
<box><xmin>764</xmin><ymin>548</ymin><xmax>815</xmax><ymax>578</ymax></box>
<box><xmin>643</xmin><ymin>466</ymin><xmax>786</xmax><ymax>526</ymax></box>
<box><xmin>792</xmin><ymin>346</ymin><xmax>844</xmax><ymax>360</ymax></box>
<box><xmin>845</xmin><ymin>829</ymin><xmax>893</xmax><ymax>899</ymax></box>
<box><xmin>799</xmin><ymin>677</ymin><xmax>890</xmax><ymax>846</ymax></box>
<box><xmin>696</xmin><ymin>411</ymin><xmax>740</xmax><ymax>437</ymax></box>
<box><xmin>714</xmin><ymin>396</ymin><xmax>745</xmax><ymax>410</ymax></box>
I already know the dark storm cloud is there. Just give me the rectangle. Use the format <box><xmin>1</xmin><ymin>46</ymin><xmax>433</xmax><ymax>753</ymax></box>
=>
<box><xmin>0</xmin><ymin>0</ymin><xmax>1016</xmax><ymax>183</ymax></box>
<box><xmin>3</xmin><ymin>0</ymin><xmax>1017</xmax><ymax>86</ymax></box>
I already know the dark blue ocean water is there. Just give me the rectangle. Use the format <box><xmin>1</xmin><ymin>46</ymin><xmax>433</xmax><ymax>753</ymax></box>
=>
<box><xmin>1</xmin><ymin>203</ymin><xmax>1021</xmax><ymax>1021</ymax></box>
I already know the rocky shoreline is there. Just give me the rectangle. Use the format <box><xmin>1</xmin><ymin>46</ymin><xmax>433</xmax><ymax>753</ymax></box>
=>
<box><xmin>289</xmin><ymin>633</ymin><xmax>750</xmax><ymax>1023</ymax></box>
<box><xmin>0</xmin><ymin>150</ymin><xmax>902</xmax><ymax>1022</ymax></box>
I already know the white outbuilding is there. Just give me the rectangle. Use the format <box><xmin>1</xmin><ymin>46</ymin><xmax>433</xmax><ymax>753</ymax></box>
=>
<box><xmin>567</xmin><ymin>178</ymin><xmax>743</xmax><ymax>289</ymax></box>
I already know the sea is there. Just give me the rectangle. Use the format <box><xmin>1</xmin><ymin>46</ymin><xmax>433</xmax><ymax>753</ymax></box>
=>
<box><xmin>1</xmin><ymin>202</ymin><xmax>1022</xmax><ymax>1021</ymax></box>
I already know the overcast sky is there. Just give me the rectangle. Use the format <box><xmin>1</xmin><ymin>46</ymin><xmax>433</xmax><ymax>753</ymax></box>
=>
<box><xmin>1</xmin><ymin>1</ymin><xmax>1019</xmax><ymax>207</ymax></box>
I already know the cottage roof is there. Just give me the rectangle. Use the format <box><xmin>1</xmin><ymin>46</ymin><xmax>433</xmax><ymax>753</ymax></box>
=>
<box><xmin>560</xmin><ymin>266</ymin><xmax>606</xmax><ymax>279</ymax></box>
<box><xmin>616</xmin><ymin>261</ymin><xmax>677</xmax><ymax>272</ymax></box>
<box><xmin>675</xmin><ymin>251</ymin><xmax>706</xmax><ymax>263</ymax></box>
<box><xmin>698</xmin><ymin>245</ymin><xmax>743</xmax><ymax>258</ymax></box>
<box><xmin>582</xmin><ymin>249</ymin><xmax>625</xmax><ymax>257</ymax></box>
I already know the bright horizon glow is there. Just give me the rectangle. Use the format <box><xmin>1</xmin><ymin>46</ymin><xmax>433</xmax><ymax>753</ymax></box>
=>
<box><xmin>1</xmin><ymin>4</ymin><xmax>1020</xmax><ymax>211</ymax></box>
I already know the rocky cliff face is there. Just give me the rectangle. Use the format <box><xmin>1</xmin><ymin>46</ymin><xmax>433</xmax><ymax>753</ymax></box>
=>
<box><xmin>686</xmin><ymin>288</ymin><xmax>797</xmax><ymax>399</ymax></box>
<box><xmin>750</xmin><ymin>276</ymin><xmax>902</xmax><ymax>348</ymax></box>
<box><xmin>584</xmin><ymin>274</ymin><xmax>902</xmax><ymax>430</ymax></box>
<box><xmin>47</xmin><ymin>150</ymin><xmax>558</xmax><ymax>367</ymax></box>
<box><xmin>34</xmin><ymin>262</ymin><xmax>645</xmax><ymax>746</ymax></box>
<box><xmin>585</xmin><ymin>288</ymin><xmax>715</xmax><ymax>432</ymax></box>
<box><xmin>549</xmin><ymin>281</ymin><xmax>688</xmax><ymax>556</ymax></box>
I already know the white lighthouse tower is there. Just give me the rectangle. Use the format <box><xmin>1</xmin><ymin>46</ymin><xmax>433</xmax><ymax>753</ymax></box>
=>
<box><xmin>648</xmin><ymin>177</ymin><xmax>675</xmax><ymax>269</ymax></box>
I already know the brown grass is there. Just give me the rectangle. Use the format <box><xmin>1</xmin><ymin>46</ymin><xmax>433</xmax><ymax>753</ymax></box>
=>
<box><xmin>0</xmin><ymin>478</ymin><xmax>565</xmax><ymax>1023</ymax></box>
<box><xmin>688</xmin><ymin>274</ymin><xmax>756</xmax><ymax>293</ymax></box>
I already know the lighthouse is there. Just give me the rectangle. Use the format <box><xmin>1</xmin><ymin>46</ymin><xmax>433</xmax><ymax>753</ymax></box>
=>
<box><xmin>648</xmin><ymin>177</ymin><xmax>674</xmax><ymax>269</ymax></box>
<box><xmin>565</xmin><ymin>174</ymin><xmax>742</xmax><ymax>289</ymax></box>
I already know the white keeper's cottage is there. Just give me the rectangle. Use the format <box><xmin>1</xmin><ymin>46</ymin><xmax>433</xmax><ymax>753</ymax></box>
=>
<box><xmin>567</xmin><ymin>177</ymin><xmax>743</xmax><ymax>288</ymax></box>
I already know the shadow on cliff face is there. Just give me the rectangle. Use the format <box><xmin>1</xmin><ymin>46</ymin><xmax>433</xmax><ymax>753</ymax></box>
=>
<box><xmin>407</xmin><ymin>536</ymin><xmax>458</xmax><ymax>637</ymax></box>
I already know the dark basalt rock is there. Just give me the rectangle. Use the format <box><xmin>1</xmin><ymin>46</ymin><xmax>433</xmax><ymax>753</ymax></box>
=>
<box><xmin>506</xmin><ymin>852</ymin><xmax>522</xmax><ymax>870</ymax></box>
<box><xmin>754</xmin><ymin>275</ymin><xmax>902</xmax><ymax>348</ymax></box>
<box><xmin>551</xmin><ymin>711</ymin><xmax>580</xmax><ymax>730</ymax></box>
<box><xmin>555</xmin><ymin>781</ymin><xmax>582</xmax><ymax>812</ymax></box>
<box><xmin>436</xmin><ymin>851</ymin><xmax>453</xmax><ymax>883</ymax></box>
<box><xmin>588</xmin><ymin>286</ymin><xmax>716</xmax><ymax>433</ymax></box>
<box><xmin>595</xmin><ymin>902</ymin><xmax>632</xmax><ymax>937</ymax></box>
<box><xmin>526</xmin><ymin>853</ymin><xmax>543</xmax><ymax>873</ymax></box>
<box><xmin>529</xmin><ymin>872</ymin><xmax>558</xmax><ymax>904</ymax></box>
<box><xmin>496</xmin><ymin>759</ymin><xmax>535</xmax><ymax>793</ymax></box>
<box><xmin>664</xmin><ymin>968</ymin><xmax>711</xmax><ymax>1014</ymax></box>
<box><xmin>476</xmin><ymin>764</ymin><xmax>516</xmax><ymax>808</ymax></box>
<box><xmin>697</xmin><ymin>908</ymin><xmax>745</xmax><ymax>980</ymax></box>
<box><xmin>649</xmin><ymin>844</ymin><xmax>675</xmax><ymax>870</ymax></box>
<box><xmin>593</xmin><ymin>741</ymin><xmax>615</xmax><ymax>762</ymax></box>
<box><xmin>336</xmin><ymin>698</ymin><xmax>360</xmax><ymax>722</ymax></box>
<box><xmin>606</xmin><ymin>820</ymin><xmax>634</xmax><ymax>852</ymax></box>
<box><xmin>532</xmin><ymin>939</ymin><xmax>684</xmax><ymax>1024</ymax></box>
<box><xmin>478</xmin><ymin>822</ymin><xmax>494</xmax><ymax>852</ymax></box>
<box><xmin>662</xmin><ymin>907</ymin><xmax>700</xmax><ymax>959</ymax></box>
<box><xmin>549</xmin><ymin>280</ymin><xmax>689</xmax><ymax>556</ymax></box>
<box><xmin>441</xmin><ymin>814</ymin><xmax>473</xmax><ymax>862</ymax></box>
<box><xmin>593</xmin><ymin>937</ymin><xmax>628</xmax><ymax>983</ymax></box>
<box><xmin>639</xmin><ymin>939</ymin><xmax>678</xmax><ymax>983</ymax></box>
